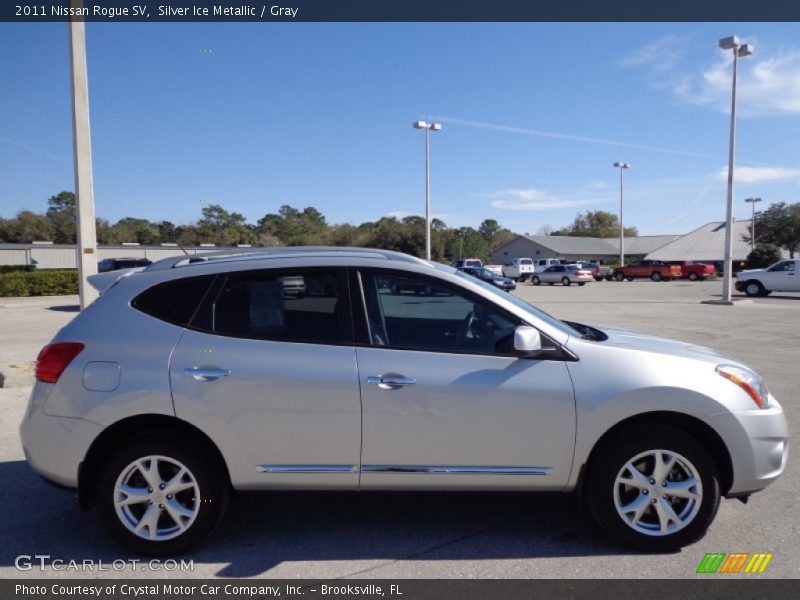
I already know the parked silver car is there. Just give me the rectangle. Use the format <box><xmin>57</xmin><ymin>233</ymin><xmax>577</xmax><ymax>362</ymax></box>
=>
<box><xmin>20</xmin><ymin>248</ymin><xmax>788</xmax><ymax>555</ymax></box>
<box><xmin>531</xmin><ymin>264</ymin><xmax>594</xmax><ymax>286</ymax></box>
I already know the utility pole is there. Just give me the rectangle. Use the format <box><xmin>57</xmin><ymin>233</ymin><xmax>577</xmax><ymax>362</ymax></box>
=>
<box><xmin>70</xmin><ymin>0</ymin><xmax>99</xmax><ymax>309</ymax></box>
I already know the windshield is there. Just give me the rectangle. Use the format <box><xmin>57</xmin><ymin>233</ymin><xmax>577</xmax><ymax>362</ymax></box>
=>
<box><xmin>432</xmin><ymin>263</ymin><xmax>577</xmax><ymax>337</ymax></box>
<box><xmin>519</xmin><ymin>259</ymin><xmax>532</xmax><ymax>265</ymax></box>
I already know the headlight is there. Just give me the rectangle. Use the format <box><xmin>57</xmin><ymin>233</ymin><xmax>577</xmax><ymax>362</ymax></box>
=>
<box><xmin>716</xmin><ymin>364</ymin><xmax>769</xmax><ymax>409</ymax></box>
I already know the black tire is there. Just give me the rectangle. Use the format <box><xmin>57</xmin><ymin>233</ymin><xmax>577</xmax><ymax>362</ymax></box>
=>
<box><xmin>96</xmin><ymin>436</ymin><xmax>229</xmax><ymax>556</ymax></box>
<box><xmin>562</xmin><ymin>277</ymin><xmax>571</xmax><ymax>286</ymax></box>
<box><xmin>688</xmin><ymin>272</ymin><xmax>698</xmax><ymax>281</ymax></box>
<box><xmin>605</xmin><ymin>275</ymin><xmax>613</xmax><ymax>281</ymax></box>
<box><xmin>548</xmin><ymin>282</ymin><xmax>554</xmax><ymax>286</ymax></box>
<box><xmin>578</xmin><ymin>282</ymin><xmax>586</xmax><ymax>286</ymax></box>
<box><xmin>614</xmin><ymin>272</ymin><xmax>625</xmax><ymax>282</ymax></box>
<box><xmin>626</xmin><ymin>277</ymin><xmax>634</xmax><ymax>282</ymax></box>
<box><xmin>586</xmin><ymin>427</ymin><xmax>721</xmax><ymax>552</ymax></box>
<box><xmin>744</xmin><ymin>280</ymin><xmax>764</xmax><ymax>297</ymax></box>
<box><xmin>531</xmin><ymin>276</ymin><xmax>541</xmax><ymax>286</ymax></box>
<box><xmin>651</xmin><ymin>272</ymin><xmax>663</xmax><ymax>282</ymax></box>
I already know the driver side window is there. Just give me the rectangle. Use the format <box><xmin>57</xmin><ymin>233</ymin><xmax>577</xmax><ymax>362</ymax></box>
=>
<box><xmin>360</xmin><ymin>271</ymin><xmax>518</xmax><ymax>355</ymax></box>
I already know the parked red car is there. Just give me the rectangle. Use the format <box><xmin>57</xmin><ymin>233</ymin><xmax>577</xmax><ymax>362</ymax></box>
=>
<box><xmin>613</xmin><ymin>260</ymin><xmax>682</xmax><ymax>282</ymax></box>
<box><xmin>668</xmin><ymin>261</ymin><xmax>716</xmax><ymax>281</ymax></box>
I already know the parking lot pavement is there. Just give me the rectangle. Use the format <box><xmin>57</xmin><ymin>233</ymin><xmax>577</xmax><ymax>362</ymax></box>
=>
<box><xmin>1</xmin><ymin>282</ymin><xmax>798</xmax><ymax>579</ymax></box>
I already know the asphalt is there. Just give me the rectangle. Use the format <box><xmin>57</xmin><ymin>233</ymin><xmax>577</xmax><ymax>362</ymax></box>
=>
<box><xmin>1</xmin><ymin>281</ymin><xmax>798</xmax><ymax>579</ymax></box>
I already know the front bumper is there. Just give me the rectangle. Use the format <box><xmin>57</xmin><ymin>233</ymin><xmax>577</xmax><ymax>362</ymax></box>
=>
<box><xmin>20</xmin><ymin>394</ymin><xmax>102</xmax><ymax>489</ymax></box>
<box><xmin>706</xmin><ymin>397</ymin><xmax>789</xmax><ymax>496</ymax></box>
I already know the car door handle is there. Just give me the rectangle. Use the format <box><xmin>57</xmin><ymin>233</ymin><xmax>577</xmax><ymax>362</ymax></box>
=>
<box><xmin>367</xmin><ymin>375</ymin><xmax>416</xmax><ymax>389</ymax></box>
<box><xmin>182</xmin><ymin>367</ymin><xmax>231</xmax><ymax>381</ymax></box>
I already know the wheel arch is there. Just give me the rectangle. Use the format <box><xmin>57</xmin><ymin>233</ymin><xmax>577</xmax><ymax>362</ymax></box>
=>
<box><xmin>579</xmin><ymin>411</ymin><xmax>734</xmax><ymax>500</ymax></box>
<box><xmin>77</xmin><ymin>414</ymin><xmax>231</xmax><ymax>511</ymax></box>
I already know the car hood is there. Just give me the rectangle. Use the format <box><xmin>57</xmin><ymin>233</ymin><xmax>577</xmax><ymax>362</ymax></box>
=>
<box><xmin>736</xmin><ymin>268</ymin><xmax>765</xmax><ymax>278</ymax></box>
<box><xmin>580</xmin><ymin>324</ymin><xmax>728</xmax><ymax>363</ymax></box>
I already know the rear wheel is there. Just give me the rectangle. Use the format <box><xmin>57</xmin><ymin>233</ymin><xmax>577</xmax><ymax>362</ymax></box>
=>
<box><xmin>688</xmin><ymin>272</ymin><xmax>698</xmax><ymax>281</ymax></box>
<box><xmin>651</xmin><ymin>272</ymin><xmax>663</xmax><ymax>282</ymax></box>
<box><xmin>587</xmin><ymin>428</ymin><xmax>720</xmax><ymax>551</ymax></box>
<box><xmin>96</xmin><ymin>437</ymin><xmax>229</xmax><ymax>555</ymax></box>
<box><xmin>744</xmin><ymin>280</ymin><xmax>765</xmax><ymax>297</ymax></box>
<box><xmin>594</xmin><ymin>276</ymin><xmax>603</xmax><ymax>282</ymax></box>
<box><xmin>614</xmin><ymin>272</ymin><xmax>625</xmax><ymax>282</ymax></box>
<box><xmin>562</xmin><ymin>277</ymin><xmax>571</xmax><ymax>286</ymax></box>
<box><xmin>579</xmin><ymin>282</ymin><xmax>586</xmax><ymax>286</ymax></box>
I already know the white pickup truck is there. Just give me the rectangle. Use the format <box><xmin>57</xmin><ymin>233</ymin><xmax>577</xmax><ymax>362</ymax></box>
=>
<box><xmin>502</xmin><ymin>257</ymin><xmax>534</xmax><ymax>281</ymax></box>
<box><xmin>735</xmin><ymin>259</ymin><xmax>800</xmax><ymax>296</ymax></box>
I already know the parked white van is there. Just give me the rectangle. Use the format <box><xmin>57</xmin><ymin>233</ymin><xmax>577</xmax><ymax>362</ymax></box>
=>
<box><xmin>533</xmin><ymin>258</ymin><xmax>562</xmax><ymax>273</ymax></box>
<box><xmin>502</xmin><ymin>258</ymin><xmax>534</xmax><ymax>281</ymax></box>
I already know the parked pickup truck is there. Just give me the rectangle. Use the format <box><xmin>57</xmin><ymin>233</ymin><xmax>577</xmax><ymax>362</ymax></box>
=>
<box><xmin>502</xmin><ymin>257</ymin><xmax>534</xmax><ymax>281</ymax></box>
<box><xmin>613</xmin><ymin>260</ymin><xmax>682</xmax><ymax>282</ymax></box>
<box><xmin>668</xmin><ymin>260</ymin><xmax>715</xmax><ymax>281</ymax></box>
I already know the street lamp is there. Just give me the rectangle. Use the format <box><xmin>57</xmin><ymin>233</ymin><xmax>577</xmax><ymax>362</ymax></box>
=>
<box><xmin>412</xmin><ymin>120</ymin><xmax>443</xmax><ymax>260</ymax></box>
<box><xmin>719</xmin><ymin>35</ymin><xmax>754</xmax><ymax>303</ymax></box>
<box><xmin>744</xmin><ymin>197</ymin><xmax>762</xmax><ymax>253</ymax></box>
<box><xmin>613</xmin><ymin>162</ymin><xmax>630</xmax><ymax>267</ymax></box>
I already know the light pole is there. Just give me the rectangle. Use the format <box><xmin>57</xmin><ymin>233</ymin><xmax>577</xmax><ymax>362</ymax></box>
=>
<box><xmin>412</xmin><ymin>120</ymin><xmax>442</xmax><ymax>260</ymax></box>
<box><xmin>744</xmin><ymin>197</ymin><xmax>762</xmax><ymax>253</ymax></box>
<box><xmin>719</xmin><ymin>35</ymin><xmax>754</xmax><ymax>303</ymax></box>
<box><xmin>613</xmin><ymin>162</ymin><xmax>630</xmax><ymax>267</ymax></box>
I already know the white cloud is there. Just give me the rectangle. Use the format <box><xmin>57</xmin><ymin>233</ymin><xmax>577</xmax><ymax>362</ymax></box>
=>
<box><xmin>384</xmin><ymin>210</ymin><xmax>411</xmax><ymax>219</ymax></box>
<box><xmin>619</xmin><ymin>34</ymin><xmax>688</xmax><ymax>71</ymax></box>
<box><xmin>716</xmin><ymin>165</ymin><xmax>800</xmax><ymax>183</ymax></box>
<box><xmin>623</xmin><ymin>36</ymin><xmax>800</xmax><ymax>117</ymax></box>
<box><xmin>486</xmin><ymin>188</ymin><xmax>600</xmax><ymax>211</ymax></box>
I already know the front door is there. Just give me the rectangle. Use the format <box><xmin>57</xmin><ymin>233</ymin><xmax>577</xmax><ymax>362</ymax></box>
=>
<box><xmin>763</xmin><ymin>260</ymin><xmax>800</xmax><ymax>291</ymax></box>
<box><xmin>169</xmin><ymin>267</ymin><xmax>361</xmax><ymax>489</ymax></box>
<box><xmin>355</xmin><ymin>269</ymin><xmax>576</xmax><ymax>490</ymax></box>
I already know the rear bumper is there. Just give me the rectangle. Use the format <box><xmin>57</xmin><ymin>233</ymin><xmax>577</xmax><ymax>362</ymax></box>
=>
<box><xmin>20</xmin><ymin>400</ymin><xmax>102</xmax><ymax>489</ymax></box>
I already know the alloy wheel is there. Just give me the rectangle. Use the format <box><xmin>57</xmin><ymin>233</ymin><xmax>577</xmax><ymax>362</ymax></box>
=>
<box><xmin>114</xmin><ymin>455</ymin><xmax>200</xmax><ymax>541</ymax></box>
<box><xmin>613</xmin><ymin>449</ymin><xmax>702</xmax><ymax>537</ymax></box>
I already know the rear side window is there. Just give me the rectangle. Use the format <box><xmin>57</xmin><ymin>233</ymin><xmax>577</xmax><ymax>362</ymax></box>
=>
<box><xmin>201</xmin><ymin>269</ymin><xmax>352</xmax><ymax>345</ymax></box>
<box><xmin>132</xmin><ymin>275</ymin><xmax>215</xmax><ymax>327</ymax></box>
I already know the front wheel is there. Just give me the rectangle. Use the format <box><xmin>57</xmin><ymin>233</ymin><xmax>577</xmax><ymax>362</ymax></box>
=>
<box><xmin>531</xmin><ymin>276</ymin><xmax>541</xmax><ymax>286</ymax></box>
<box><xmin>562</xmin><ymin>277</ymin><xmax>571</xmax><ymax>286</ymax></box>
<box><xmin>587</xmin><ymin>428</ymin><xmax>720</xmax><ymax>551</ymax></box>
<box><xmin>651</xmin><ymin>272</ymin><xmax>663</xmax><ymax>282</ymax></box>
<box><xmin>744</xmin><ymin>280</ymin><xmax>765</xmax><ymax>297</ymax></box>
<box><xmin>688</xmin><ymin>272</ymin><xmax>698</xmax><ymax>281</ymax></box>
<box><xmin>614</xmin><ymin>272</ymin><xmax>625</xmax><ymax>282</ymax></box>
<box><xmin>578</xmin><ymin>282</ymin><xmax>586</xmax><ymax>286</ymax></box>
<box><xmin>96</xmin><ymin>437</ymin><xmax>229</xmax><ymax>555</ymax></box>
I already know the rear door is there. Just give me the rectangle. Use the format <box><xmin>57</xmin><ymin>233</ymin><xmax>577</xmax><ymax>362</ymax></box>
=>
<box><xmin>354</xmin><ymin>269</ymin><xmax>576</xmax><ymax>490</ymax></box>
<box><xmin>169</xmin><ymin>267</ymin><xmax>361</xmax><ymax>489</ymax></box>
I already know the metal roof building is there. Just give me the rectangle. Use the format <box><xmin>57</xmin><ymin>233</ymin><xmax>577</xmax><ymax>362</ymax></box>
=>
<box><xmin>491</xmin><ymin>234</ymin><xmax>680</xmax><ymax>264</ymax></box>
<box><xmin>644</xmin><ymin>220</ymin><xmax>767</xmax><ymax>263</ymax></box>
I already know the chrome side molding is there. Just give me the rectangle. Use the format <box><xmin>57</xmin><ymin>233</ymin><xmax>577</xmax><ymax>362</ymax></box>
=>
<box><xmin>361</xmin><ymin>465</ymin><xmax>553</xmax><ymax>475</ymax></box>
<box><xmin>256</xmin><ymin>464</ymin><xmax>358</xmax><ymax>473</ymax></box>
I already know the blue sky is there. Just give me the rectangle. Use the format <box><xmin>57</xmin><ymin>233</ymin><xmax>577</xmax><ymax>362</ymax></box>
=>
<box><xmin>2</xmin><ymin>22</ymin><xmax>800</xmax><ymax>236</ymax></box>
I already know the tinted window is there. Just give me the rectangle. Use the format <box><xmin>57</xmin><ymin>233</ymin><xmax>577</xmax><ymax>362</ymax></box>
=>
<box><xmin>207</xmin><ymin>269</ymin><xmax>352</xmax><ymax>345</ymax></box>
<box><xmin>360</xmin><ymin>271</ymin><xmax>517</xmax><ymax>355</ymax></box>
<box><xmin>769</xmin><ymin>261</ymin><xmax>794</xmax><ymax>272</ymax></box>
<box><xmin>133</xmin><ymin>275</ymin><xmax>215</xmax><ymax>326</ymax></box>
<box><xmin>520</xmin><ymin>259</ymin><xmax>533</xmax><ymax>265</ymax></box>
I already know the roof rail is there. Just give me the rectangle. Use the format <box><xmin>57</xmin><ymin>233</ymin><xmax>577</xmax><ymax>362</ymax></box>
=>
<box><xmin>144</xmin><ymin>246</ymin><xmax>431</xmax><ymax>271</ymax></box>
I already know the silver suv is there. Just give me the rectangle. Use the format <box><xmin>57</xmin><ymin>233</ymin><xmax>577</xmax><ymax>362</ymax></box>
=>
<box><xmin>20</xmin><ymin>248</ymin><xmax>788</xmax><ymax>555</ymax></box>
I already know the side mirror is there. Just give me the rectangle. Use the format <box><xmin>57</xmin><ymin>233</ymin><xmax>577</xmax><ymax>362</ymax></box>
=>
<box><xmin>513</xmin><ymin>326</ymin><xmax>542</xmax><ymax>357</ymax></box>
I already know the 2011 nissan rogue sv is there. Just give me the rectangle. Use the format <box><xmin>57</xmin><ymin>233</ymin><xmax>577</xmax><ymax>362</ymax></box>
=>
<box><xmin>20</xmin><ymin>248</ymin><xmax>788</xmax><ymax>555</ymax></box>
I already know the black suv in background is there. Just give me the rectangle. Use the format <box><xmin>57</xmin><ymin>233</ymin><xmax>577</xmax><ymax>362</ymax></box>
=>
<box><xmin>97</xmin><ymin>258</ymin><xmax>153</xmax><ymax>273</ymax></box>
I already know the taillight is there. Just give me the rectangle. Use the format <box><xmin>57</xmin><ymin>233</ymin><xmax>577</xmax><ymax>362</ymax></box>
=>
<box><xmin>35</xmin><ymin>342</ymin><xmax>84</xmax><ymax>384</ymax></box>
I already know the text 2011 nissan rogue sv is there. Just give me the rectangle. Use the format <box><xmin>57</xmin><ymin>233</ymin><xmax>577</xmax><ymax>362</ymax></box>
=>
<box><xmin>20</xmin><ymin>248</ymin><xmax>788</xmax><ymax>555</ymax></box>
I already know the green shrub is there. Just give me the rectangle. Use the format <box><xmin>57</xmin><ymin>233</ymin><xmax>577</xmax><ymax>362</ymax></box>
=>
<box><xmin>0</xmin><ymin>270</ymin><xmax>79</xmax><ymax>297</ymax></box>
<box><xmin>0</xmin><ymin>272</ymin><xmax>30</xmax><ymax>297</ymax></box>
<box><xmin>746</xmin><ymin>244</ymin><xmax>782</xmax><ymax>269</ymax></box>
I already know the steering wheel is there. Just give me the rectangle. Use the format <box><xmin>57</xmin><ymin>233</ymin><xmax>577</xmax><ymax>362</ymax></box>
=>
<box><xmin>455</xmin><ymin>311</ymin><xmax>476</xmax><ymax>348</ymax></box>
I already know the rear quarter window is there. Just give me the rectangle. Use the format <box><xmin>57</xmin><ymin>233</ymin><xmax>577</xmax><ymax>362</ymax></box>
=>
<box><xmin>132</xmin><ymin>275</ymin><xmax>215</xmax><ymax>327</ymax></box>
